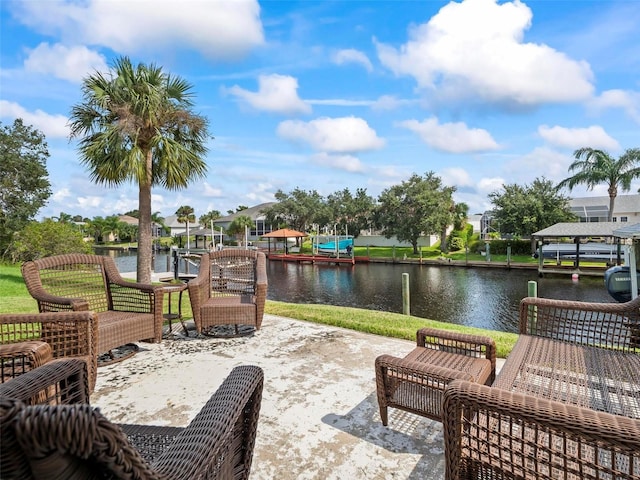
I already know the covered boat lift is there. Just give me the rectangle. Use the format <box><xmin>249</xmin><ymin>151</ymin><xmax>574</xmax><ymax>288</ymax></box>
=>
<box><xmin>532</xmin><ymin>222</ymin><xmax>624</xmax><ymax>277</ymax></box>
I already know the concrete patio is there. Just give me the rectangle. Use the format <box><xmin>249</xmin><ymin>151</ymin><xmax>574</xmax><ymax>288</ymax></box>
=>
<box><xmin>92</xmin><ymin>314</ymin><xmax>504</xmax><ymax>479</ymax></box>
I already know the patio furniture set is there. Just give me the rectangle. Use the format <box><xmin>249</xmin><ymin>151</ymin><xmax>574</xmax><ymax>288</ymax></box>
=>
<box><xmin>2</xmin><ymin>250</ymin><xmax>267</xmax><ymax>375</ymax></box>
<box><xmin>376</xmin><ymin>295</ymin><xmax>640</xmax><ymax>479</ymax></box>
<box><xmin>0</xmin><ymin>251</ymin><xmax>267</xmax><ymax>479</ymax></box>
<box><xmin>2</xmin><ymin>251</ymin><xmax>639</xmax><ymax>478</ymax></box>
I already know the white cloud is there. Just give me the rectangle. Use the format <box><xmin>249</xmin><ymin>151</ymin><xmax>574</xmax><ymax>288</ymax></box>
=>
<box><xmin>332</xmin><ymin>49</ymin><xmax>373</xmax><ymax>72</ymax></box>
<box><xmin>226</xmin><ymin>74</ymin><xmax>311</xmax><ymax>115</ymax></box>
<box><xmin>307</xmin><ymin>99</ymin><xmax>373</xmax><ymax>107</ymax></box>
<box><xmin>477</xmin><ymin>177</ymin><xmax>505</xmax><ymax>195</ymax></box>
<box><xmin>375</xmin><ymin>0</ymin><xmax>594</xmax><ymax>108</ymax></box>
<box><xmin>277</xmin><ymin>117</ymin><xmax>385</xmax><ymax>153</ymax></box>
<box><xmin>440</xmin><ymin>167</ymin><xmax>474</xmax><ymax>188</ymax></box>
<box><xmin>11</xmin><ymin>0</ymin><xmax>264</xmax><ymax>60</ymax></box>
<box><xmin>371</xmin><ymin>95</ymin><xmax>415</xmax><ymax>111</ymax></box>
<box><xmin>589</xmin><ymin>89</ymin><xmax>640</xmax><ymax>124</ymax></box>
<box><xmin>398</xmin><ymin>117</ymin><xmax>499</xmax><ymax>153</ymax></box>
<box><xmin>203</xmin><ymin>183</ymin><xmax>224</xmax><ymax>197</ymax></box>
<box><xmin>51</xmin><ymin>188</ymin><xmax>72</xmax><ymax>202</ymax></box>
<box><xmin>504</xmin><ymin>147</ymin><xmax>572</xmax><ymax>183</ymax></box>
<box><xmin>24</xmin><ymin>43</ymin><xmax>107</xmax><ymax>83</ymax></box>
<box><xmin>311</xmin><ymin>152</ymin><xmax>366</xmax><ymax>173</ymax></box>
<box><xmin>0</xmin><ymin>100</ymin><xmax>69</xmax><ymax>138</ymax></box>
<box><xmin>538</xmin><ymin>125</ymin><xmax>620</xmax><ymax>151</ymax></box>
<box><xmin>76</xmin><ymin>196</ymin><xmax>103</xmax><ymax>209</ymax></box>
<box><xmin>112</xmin><ymin>196</ymin><xmax>139</xmax><ymax>214</ymax></box>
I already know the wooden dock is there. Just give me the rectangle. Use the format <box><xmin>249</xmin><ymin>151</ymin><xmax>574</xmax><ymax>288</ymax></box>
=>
<box><xmin>266</xmin><ymin>253</ymin><xmax>369</xmax><ymax>265</ymax></box>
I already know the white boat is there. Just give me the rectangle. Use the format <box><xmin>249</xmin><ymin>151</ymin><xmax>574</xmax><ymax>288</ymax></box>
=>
<box><xmin>541</xmin><ymin>242</ymin><xmax>618</xmax><ymax>260</ymax></box>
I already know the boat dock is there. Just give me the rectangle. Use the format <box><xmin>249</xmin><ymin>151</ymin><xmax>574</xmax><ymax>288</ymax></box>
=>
<box><xmin>266</xmin><ymin>253</ymin><xmax>368</xmax><ymax>265</ymax></box>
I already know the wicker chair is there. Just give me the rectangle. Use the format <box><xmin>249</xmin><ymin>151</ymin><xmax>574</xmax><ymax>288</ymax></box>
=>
<box><xmin>188</xmin><ymin>249</ymin><xmax>268</xmax><ymax>335</ymax></box>
<box><xmin>0</xmin><ymin>311</ymin><xmax>98</xmax><ymax>393</ymax></box>
<box><xmin>0</xmin><ymin>360</ymin><xmax>264</xmax><ymax>480</ymax></box>
<box><xmin>21</xmin><ymin>254</ymin><xmax>165</xmax><ymax>361</ymax></box>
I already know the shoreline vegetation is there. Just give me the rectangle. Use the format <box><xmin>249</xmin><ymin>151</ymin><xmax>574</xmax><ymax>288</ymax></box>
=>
<box><xmin>94</xmin><ymin>242</ymin><xmax>612</xmax><ymax>272</ymax></box>
<box><xmin>1</xmin><ymin>261</ymin><xmax>518</xmax><ymax>357</ymax></box>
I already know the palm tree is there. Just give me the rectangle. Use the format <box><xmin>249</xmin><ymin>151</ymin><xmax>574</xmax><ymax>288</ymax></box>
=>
<box><xmin>52</xmin><ymin>212</ymin><xmax>73</xmax><ymax>223</ymax></box>
<box><xmin>176</xmin><ymin>205</ymin><xmax>196</xmax><ymax>250</ymax></box>
<box><xmin>69</xmin><ymin>56</ymin><xmax>209</xmax><ymax>283</ymax></box>
<box><xmin>557</xmin><ymin>148</ymin><xmax>640</xmax><ymax>222</ymax></box>
<box><xmin>199</xmin><ymin>210</ymin><xmax>221</xmax><ymax>227</ymax></box>
<box><xmin>87</xmin><ymin>216</ymin><xmax>109</xmax><ymax>243</ymax></box>
<box><xmin>227</xmin><ymin>215</ymin><xmax>254</xmax><ymax>246</ymax></box>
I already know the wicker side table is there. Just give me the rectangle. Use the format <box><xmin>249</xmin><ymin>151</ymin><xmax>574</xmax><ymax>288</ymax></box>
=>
<box><xmin>163</xmin><ymin>283</ymin><xmax>189</xmax><ymax>336</ymax></box>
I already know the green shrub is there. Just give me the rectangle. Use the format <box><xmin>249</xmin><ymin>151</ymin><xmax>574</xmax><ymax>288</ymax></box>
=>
<box><xmin>481</xmin><ymin>239</ymin><xmax>532</xmax><ymax>255</ymax></box>
<box><xmin>6</xmin><ymin>219</ymin><xmax>92</xmax><ymax>262</ymax></box>
<box><xmin>449</xmin><ymin>236</ymin><xmax>465</xmax><ymax>251</ymax></box>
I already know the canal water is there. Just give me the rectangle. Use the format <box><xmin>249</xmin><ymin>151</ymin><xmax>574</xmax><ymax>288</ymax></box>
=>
<box><xmin>104</xmin><ymin>250</ymin><xmax>613</xmax><ymax>333</ymax></box>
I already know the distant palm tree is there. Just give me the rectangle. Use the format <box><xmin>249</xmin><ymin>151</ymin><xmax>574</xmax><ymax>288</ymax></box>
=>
<box><xmin>227</xmin><ymin>215</ymin><xmax>254</xmax><ymax>246</ymax></box>
<box><xmin>69</xmin><ymin>56</ymin><xmax>209</xmax><ymax>283</ymax></box>
<box><xmin>87</xmin><ymin>216</ymin><xmax>109</xmax><ymax>243</ymax></box>
<box><xmin>557</xmin><ymin>148</ymin><xmax>640</xmax><ymax>222</ymax></box>
<box><xmin>53</xmin><ymin>212</ymin><xmax>73</xmax><ymax>223</ymax></box>
<box><xmin>151</xmin><ymin>211</ymin><xmax>167</xmax><ymax>237</ymax></box>
<box><xmin>199</xmin><ymin>210</ymin><xmax>221</xmax><ymax>227</ymax></box>
<box><xmin>176</xmin><ymin>205</ymin><xmax>196</xmax><ymax>249</ymax></box>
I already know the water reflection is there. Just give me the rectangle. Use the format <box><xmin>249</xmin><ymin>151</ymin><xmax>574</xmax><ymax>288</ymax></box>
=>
<box><xmin>266</xmin><ymin>261</ymin><xmax>612</xmax><ymax>333</ymax></box>
<box><xmin>105</xmin><ymin>250</ymin><xmax>613</xmax><ymax>333</ymax></box>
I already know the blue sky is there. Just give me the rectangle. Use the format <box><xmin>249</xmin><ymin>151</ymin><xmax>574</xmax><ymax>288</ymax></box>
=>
<box><xmin>1</xmin><ymin>0</ymin><xmax>639</xmax><ymax>221</ymax></box>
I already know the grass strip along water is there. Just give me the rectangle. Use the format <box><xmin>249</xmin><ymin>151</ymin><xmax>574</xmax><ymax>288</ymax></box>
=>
<box><xmin>0</xmin><ymin>262</ymin><xmax>517</xmax><ymax>358</ymax></box>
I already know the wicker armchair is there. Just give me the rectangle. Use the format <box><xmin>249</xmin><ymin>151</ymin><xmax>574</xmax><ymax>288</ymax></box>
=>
<box><xmin>21</xmin><ymin>254</ymin><xmax>165</xmax><ymax>360</ymax></box>
<box><xmin>188</xmin><ymin>249</ymin><xmax>268</xmax><ymax>335</ymax></box>
<box><xmin>0</xmin><ymin>361</ymin><xmax>264</xmax><ymax>480</ymax></box>
<box><xmin>0</xmin><ymin>311</ymin><xmax>98</xmax><ymax>393</ymax></box>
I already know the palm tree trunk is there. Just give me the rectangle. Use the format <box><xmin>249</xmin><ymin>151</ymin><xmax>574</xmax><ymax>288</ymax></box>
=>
<box><xmin>137</xmin><ymin>150</ymin><xmax>154</xmax><ymax>284</ymax></box>
<box><xmin>608</xmin><ymin>191</ymin><xmax>616</xmax><ymax>222</ymax></box>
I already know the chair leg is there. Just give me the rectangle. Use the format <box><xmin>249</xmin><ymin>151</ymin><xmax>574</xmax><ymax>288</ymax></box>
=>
<box><xmin>379</xmin><ymin>404</ymin><xmax>389</xmax><ymax>426</ymax></box>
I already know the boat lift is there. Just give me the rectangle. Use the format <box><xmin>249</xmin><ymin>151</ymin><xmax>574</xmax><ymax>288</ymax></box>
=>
<box><xmin>312</xmin><ymin>234</ymin><xmax>354</xmax><ymax>257</ymax></box>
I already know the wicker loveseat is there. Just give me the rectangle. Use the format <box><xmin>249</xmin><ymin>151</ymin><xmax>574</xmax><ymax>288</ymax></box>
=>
<box><xmin>442</xmin><ymin>295</ymin><xmax>640</xmax><ymax>480</ymax></box>
<box><xmin>21</xmin><ymin>254</ymin><xmax>165</xmax><ymax>360</ymax></box>
<box><xmin>188</xmin><ymin>249</ymin><xmax>267</xmax><ymax>335</ymax></box>
<box><xmin>0</xmin><ymin>359</ymin><xmax>264</xmax><ymax>480</ymax></box>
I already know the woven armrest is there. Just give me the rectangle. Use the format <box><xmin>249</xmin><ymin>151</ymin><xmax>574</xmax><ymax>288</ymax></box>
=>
<box><xmin>0</xmin><ymin>341</ymin><xmax>53</xmax><ymax>382</ymax></box>
<box><xmin>109</xmin><ymin>281</ymin><xmax>163</xmax><ymax>313</ymax></box>
<box><xmin>0</xmin><ymin>357</ymin><xmax>90</xmax><ymax>405</ymax></box>
<box><xmin>443</xmin><ymin>380</ymin><xmax>640</xmax><ymax>480</ymax></box>
<box><xmin>150</xmin><ymin>365</ymin><xmax>264</xmax><ymax>478</ymax></box>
